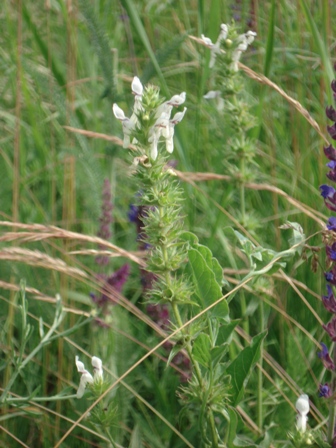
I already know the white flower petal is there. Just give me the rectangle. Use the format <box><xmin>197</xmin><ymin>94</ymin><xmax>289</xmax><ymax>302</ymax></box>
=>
<box><xmin>92</xmin><ymin>356</ymin><xmax>103</xmax><ymax>380</ymax></box>
<box><xmin>113</xmin><ymin>103</ymin><xmax>126</xmax><ymax>120</ymax></box>
<box><xmin>167</xmin><ymin>92</ymin><xmax>186</xmax><ymax>107</ymax></box>
<box><xmin>296</xmin><ymin>414</ymin><xmax>308</xmax><ymax>433</ymax></box>
<box><xmin>75</xmin><ymin>356</ymin><xmax>86</xmax><ymax>373</ymax></box>
<box><xmin>203</xmin><ymin>90</ymin><xmax>221</xmax><ymax>100</ymax></box>
<box><xmin>77</xmin><ymin>372</ymin><xmax>94</xmax><ymax>398</ymax></box>
<box><xmin>171</xmin><ymin>107</ymin><xmax>187</xmax><ymax>124</ymax></box>
<box><xmin>150</xmin><ymin>138</ymin><xmax>158</xmax><ymax>160</ymax></box>
<box><xmin>132</xmin><ymin>76</ymin><xmax>143</xmax><ymax>96</ymax></box>
<box><xmin>219</xmin><ymin>24</ymin><xmax>228</xmax><ymax>41</ymax></box>
<box><xmin>201</xmin><ymin>34</ymin><xmax>213</xmax><ymax>47</ymax></box>
<box><xmin>296</xmin><ymin>394</ymin><xmax>310</xmax><ymax>415</ymax></box>
<box><xmin>246</xmin><ymin>30</ymin><xmax>257</xmax><ymax>45</ymax></box>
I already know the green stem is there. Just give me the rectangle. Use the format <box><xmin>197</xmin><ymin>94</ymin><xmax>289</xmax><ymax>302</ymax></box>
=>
<box><xmin>106</xmin><ymin>428</ymin><xmax>117</xmax><ymax>448</ymax></box>
<box><xmin>208</xmin><ymin>409</ymin><xmax>218</xmax><ymax>448</ymax></box>
<box><xmin>257</xmin><ymin>300</ymin><xmax>264</xmax><ymax>430</ymax></box>
<box><xmin>4</xmin><ymin>394</ymin><xmax>77</xmax><ymax>403</ymax></box>
<box><xmin>239</xmin><ymin>157</ymin><xmax>246</xmax><ymax>227</ymax></box>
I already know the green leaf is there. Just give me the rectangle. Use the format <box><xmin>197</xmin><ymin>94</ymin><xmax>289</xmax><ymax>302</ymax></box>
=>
<box><xmin>298</xmin><ymin>0</ymin><xmax>334</xmax><ymax>101</ymax></box>
<box><xmin>188</xmin><ymin>248</ymin><xmax>229</xmax><ymax>318</ymax></box>
<box><xmin>226</xmin><ymin>331</ymin><xmax>267</xmax><ymax>406</ymax></box>
<box><xmin>216</xmin><ymin>320</ymin><xmax>240</xmax><ymax>346</ymax></box>
<box><xmin>192</xmin><ymin>333</ymin><xmax>211</xmax><ymax>368</ymax></box>
<box><xmin>226</xmin><ymin>407</ymin><xmax>239</xmax><ymax>448</ymax></box>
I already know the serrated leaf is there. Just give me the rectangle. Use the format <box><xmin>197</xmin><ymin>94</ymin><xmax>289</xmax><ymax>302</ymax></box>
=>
<box><xmin>226</xmin><ymin>331</ymin><xmax>267</xmax><ymax>406</ymax></box>
<box><xmin>192</xmin><ymin>333</ymin><xmax>211</xmax><ymax>368</ymax></box>
<box><xmin>188</xmin><ymin>248</ymin><xmax>229</xmax><ymax>318</ymax></box>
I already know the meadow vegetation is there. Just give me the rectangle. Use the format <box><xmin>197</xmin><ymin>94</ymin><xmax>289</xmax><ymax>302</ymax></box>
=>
<box><xmin>1</xmin><ymin>1</ymin><xmax>336</xmax><ymax>446</ymax></box>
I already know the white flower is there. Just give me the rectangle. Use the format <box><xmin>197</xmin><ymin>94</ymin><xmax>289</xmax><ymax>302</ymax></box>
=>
<box><xmin>112</xmin><ymin>103</ymin><xmax>136</xmax><ymax>148</ymax></box>
<box><xmin>75</xmin><ymin>356</ymin><xmax>94</xmax><ymax>399</ymax></box>
<box><xmin>166</xmin><ymin>92</ymin><xmax>186</xmax><ymax>107</ymax></box>
<box><xmin>201</xmin><ymin>34</ymin><xmax>213</xmax><ymax>47</ymax></box>
<box><xmin>163</xmin><ymin>107</ymin><xmax>187</xmax><ymax>154</ymax></box>
<box><xmin>92</xmin><ymin>356</ymin><xmax>103</xmax><ymax>381</ymax></box>
<box><xmin>203</xmin><ymin>90</ymin><xmax>221</xmax><ymax>100</ymax></box>
<box><xmin>295</xmin><ymin>394</ymin><xmax>310</xmax><ymax>433</ymax></box>
<box><xmin>112</xmin><ymin>103</ymin><xmax>126</xmax><ymax>120</ymax></box>
<box><xmin>210</xmin><ymin>23</ymin><xmax>229</xmax><ymax>68</ymax></box>
<box><xmin>131</xmin><ymin>77</ymin><xmax>144</xmax><ymax>115</ymax></box>
<box><xmin>245</xmin><ymin>30</ymin><xmax>257</xmax><ymax>45</ymax></box>
<box><xmin>203</xmin><ymin>91</ymin><xmax>224</xmax><ymax>111</ymax></box>
<box><xmin>148</xmin><ymin>114</ymin><xmax>169</xmax><ymax>160</ymax></box>
<box><xmin>231</xmin><ymin>30</ymin><xmax>257</xmax><ymax>71</ymax></box>
<box><xmin>131</xmin><ymin>76</ymin><xmax>143</xmax><ymax>96</ymax></box>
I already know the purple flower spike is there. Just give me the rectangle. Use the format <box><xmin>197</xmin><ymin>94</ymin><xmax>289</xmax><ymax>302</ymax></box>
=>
<box><xmin>326</xmin><ymin>243</ymin><xmax>336</xmax><ymax>261</ymax></box>
<box><xmin>319</xmin><ymin>383</ymin><xmax>332</xmax><ymax>398</ymax></box>
<box><xmin>322</xmin><ymin>285</ymin><xmax>336</xmax><ymax>313</ymax></box>
<box><xmin>323</xmin><ymin>317</ymin><xmax>336</xmax><ymax>342</ymax></box>
<box><xmin>326</xmin><ymin>106</ymin><xmax>336</xmax><ymax>122</ymax></box>
<box><xmin>324</xmin><ymin>144</ymin><xmax>336</xmax><ymax>161</ymax></box>
<box><xmin>328</xmin><ymin>124</ymin><xmax>336</xmax><ymax>140</ymax></box>
<box><xmin>327</xmin><ymin>217</ymin><xmax>336</xmax><ymax>231</ymax></box>
<box><xmin>318</xmin><ymin>342</ymin><xmax>335</xmax><ymax>370</ymax></box>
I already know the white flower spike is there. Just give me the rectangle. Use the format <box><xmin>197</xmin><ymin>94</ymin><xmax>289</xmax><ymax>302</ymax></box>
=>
<box><xmin>295</xmin><ymin>394</ymin><xmax>310</xmax><ymax>433</ymax></box>
<box><xmin>75</xmin><ymin>356</ymin><xmax>94</xmax><ymax>399</ymax></box>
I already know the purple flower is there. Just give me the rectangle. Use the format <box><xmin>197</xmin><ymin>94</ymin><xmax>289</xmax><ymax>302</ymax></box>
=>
<box><xmin>320</xmin><ymin>185</ymin><xmax>336</xmax><ymax>212</ymax></box>
<box><xmin>332</xmin><ymin>79</ymin><xmax>336</xmax><ymax>93</ymax></box>
<box><xmin>322</xmin><ymin>285</ymin><xmax>336</xmax><ymax>313</ymax></box>
<box><xmin>318</xmin><ymin>342</ymin><xmax>335</xmax><ymax>370</ymax></box>
<box><xmin>328</xmin><ymin>124</ymin><xmax>336</xmax><ymax>140</ymax></box>
<box><xmin>319</xmin><ymin>383</ymin><xmax>332</xmax><ymax>398</ymax></box>
<box><xmin>91</xmin><ymin>264</ymin><xmax>130</xmax><ymax>308</ymax></box>
<box><xmin>326</xmin><ymin>106</ymin><xmax>336</xmax><ymax>122</ymax></box>
<box><xmin>326</xmin><ymin>161</ymin><xmax>336</xmax><ymax>182</ymax></box>
<box><xmin>327</xmin><ymin>217</ymin><xmax>336</xmax><ymax>231</ymax></box>
<box><xmin>323</xmin><ymin>317</ymin><xmax>336</xmax><ymax>342</ymax></box>
<box><xmin>324</xmin><ymin>144</ymin><xmax>336</xmax><ymax>161</ymax></box>
<box><xmin>320</xmin><ymin>184</ymin><xmax>336</xmax><ymax>198</ymax></box>
<box><xmin>326</xmin><ymin>243</ymin><xmax>336</xmax><ymax>262</ymax></box>
<box><xmin>128</xmin><ymin>204</ymin><xmax>140</xmax><ymax>223</ymax></box>
<box><xmin>326</xmin><ymin>265</ymin><xmax>336</xmax><ymax>285</ymax></box>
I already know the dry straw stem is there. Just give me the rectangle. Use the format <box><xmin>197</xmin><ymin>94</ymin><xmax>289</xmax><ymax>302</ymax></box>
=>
<box><xmin>0</xmin><ymin>247</ymin><xmax>87</xmax><ymax>278</ymax></box>
<box><xmin>0</xmin><ymin>280</ymin><xmax>56</xmax><ymax>303</ymax></box>
<box><xmin>0</xmin><ymin>221</ymin><xmax>144</xmax><ymax>266</ymax></box>
<box><xmin>174</xmin><ymin>170</ymin><xmax>327</xmax><ymax>227</ymax></box>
